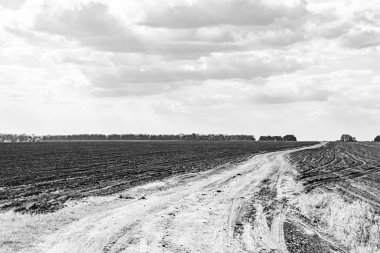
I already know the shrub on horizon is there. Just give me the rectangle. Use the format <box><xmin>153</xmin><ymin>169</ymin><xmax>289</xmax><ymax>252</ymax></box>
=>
<box><xmin>284</xmin><ymin>135</ymin><xmax>297</xmax><ymax>141</ymax></box>
<box><xmin>341</xmin><ymin>134</ymin><xmax>356</xmax><ymax>142</ymax></box>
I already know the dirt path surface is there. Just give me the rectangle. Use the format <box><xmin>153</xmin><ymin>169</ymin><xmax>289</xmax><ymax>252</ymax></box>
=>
<box><xmin>33</xmin><ymin>144</ymin><xmax>325</xmax><ymax>253</ymax></box>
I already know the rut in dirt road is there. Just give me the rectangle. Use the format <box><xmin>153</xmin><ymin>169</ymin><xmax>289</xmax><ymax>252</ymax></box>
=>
<box><xmin>35</xmin><ymin>144</ymin><xmax>334</xmax><ymax>253</ymax></box>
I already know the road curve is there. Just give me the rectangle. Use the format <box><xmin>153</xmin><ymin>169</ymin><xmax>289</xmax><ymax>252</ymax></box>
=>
<box><xmin>35</xmin><ymin>144</ymin><xmax>323</xmax><ymax>253</ymax></box>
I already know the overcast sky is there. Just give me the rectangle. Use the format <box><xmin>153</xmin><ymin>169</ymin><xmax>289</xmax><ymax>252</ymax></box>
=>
<box><xmin>0</xmin><ymin>0</ymin><xmax>379</xmax><ymax>140</ymax></box>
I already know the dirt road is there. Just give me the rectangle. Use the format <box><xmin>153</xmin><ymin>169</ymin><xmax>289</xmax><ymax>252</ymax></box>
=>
<box><xmin>34</xmin><ymin>144</ymin><xmax>324</xmax><ymax>253</ymax></box>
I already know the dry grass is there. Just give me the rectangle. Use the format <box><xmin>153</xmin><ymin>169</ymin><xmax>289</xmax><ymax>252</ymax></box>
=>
<box><xmin>294</xmin><ymin>191</ymin><xmax>380</xmax><ymax>253</ymax></box>
<box><xmin>0</xmin><ymin>211</ymin><xmax>73</xmax><ymax>252</ymax></box>
<box><xmin>0</xmin><ymin>196</ymin><xmax>123</xmax><ymax>252</ymax></box>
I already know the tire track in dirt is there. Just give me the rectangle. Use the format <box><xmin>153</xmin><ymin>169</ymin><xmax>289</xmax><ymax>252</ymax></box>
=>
<box><xmin>33</xmin><ymin>144</ymin><xmax>324</xmax><ymax>253</ymax></box>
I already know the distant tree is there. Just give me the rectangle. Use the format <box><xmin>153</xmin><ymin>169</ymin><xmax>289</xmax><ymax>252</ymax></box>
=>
<box><xmin>259</xmin><ymin>135</ymin><xmax>283</xmax><ymax>141</ymax></box>
<box><xmin>374</xmin><ymin>136</ymin><xmax>380</xmax><ymax>142</ymax></box>
<box><xmin>108</xmin><ymin>134</ymin><xmax>121</xmax><ymax>140</ymax></box>
<box><xmin>283</xmin><ymin>135</ymin><xmax>297</xmax><ymax>141</ymax></box>
<box><xmin>341</xmin><ymin>134</ymin><xmax>356</xmax><ymax>142</ymax></box>
<box><xmin>190</xmin><ymin>133</ymin><xmax>197</xmax><ymax>140</ymax></box>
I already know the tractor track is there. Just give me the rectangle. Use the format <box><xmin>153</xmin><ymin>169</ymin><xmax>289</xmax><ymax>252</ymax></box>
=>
<box><xmin>30</xmin><ymin>144</ymin><xmax>329</xmax><ymax>253</ymax></box>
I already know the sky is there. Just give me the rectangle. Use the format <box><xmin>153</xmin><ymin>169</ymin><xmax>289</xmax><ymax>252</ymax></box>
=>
<box><xmin>0</xmin><ymin>0</ymin><xmax>379</xmax><ymax>141</ymax></box>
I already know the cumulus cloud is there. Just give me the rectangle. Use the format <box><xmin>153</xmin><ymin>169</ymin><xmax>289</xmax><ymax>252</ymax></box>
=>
<box><xmin>84</xmin><ymin>51</ymin><xmax>305</xmax><ymax>86</ymax></box>
<box><xmin>0</xmin><ymin>0</ymin><xmax>25</xmax><ymax>10</ymax></box>
<box><xmin>1</xmin><ymin>0</ymin><xmax>380</xmax><ymax>139</ymax></box>
<box><xmin>140</xmin><ymin>0</ymin><xmax>307</xmax><ymax>28</ymax></box>
<box><xmin>159</xmin><ymin>74</ymin><xmax>332</xmax><ymax>109</ymax></box>
<box><xmin>34</xmin><ymin>3</ymin><xmax>121</xmax><ymax>37</ymax></box>
<box><xmin>341</xmin><ymin>28</ymin><xmax>380</xmax><ymax>48</ymax></box>
<box><xmin>5</xmin><ymin>0</ymin><xmax>311</xmax><ymax>57</ymax></box>
<box><xmin>306</xmin><ymin>0</ymin><xmax>380</xmax><ymax>48</ymax></box>
<box><xmin>32</xmin><ymin>2</ymin><xmax>144</xmax><ymax>52</ymax></box>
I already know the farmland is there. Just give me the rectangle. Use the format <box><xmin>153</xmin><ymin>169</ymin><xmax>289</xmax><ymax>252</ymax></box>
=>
<box><xmin>290</xmin><ymin>142</ymin><xmax>380</xmax><ymax>198</ymax></box>
<box><xmin>2</xmin><ymin>141</ymin><xmax>380</xmax><ymax>253</ymax></box>
<box><xmin>286</xmin><ymin>142</ymin><xmax>380</xmax><ymax>252</ymax></box>
<box><xmin>0</xmin><ymin>141</ymin><xmax>316</xmax><ymax>214</ymax></box>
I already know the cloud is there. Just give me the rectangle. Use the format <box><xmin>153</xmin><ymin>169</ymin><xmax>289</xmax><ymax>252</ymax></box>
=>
<box><xmin>251</xmin><ymin>89</ymin><xmax>329</xmax><ymax>104</ymax></box>
<box><xmin>340</xmin><ymin>27</ymin><xmax>380</xmax><ymax>48</ymax></box>
<box><xmin>9</xmin><ymin>1</ymin><xmax>242</xmax><ymax>57</ymax></box>
<box><xmin>34</xmin><ymin>3</ymin><xmax>121</xmax><ymax>37</ymax></box>
<box><xmin>1</xmin><ymin>0</ymin><xmax>380</xmax><ymax>140</ymax></box>
<box><xmin>306</xmin><ymin>0</ymin><xmax>380</xmax><ymax>48</ymax></box>
<box><xmin>5</xmin><ymin>0</ymin><xmax>309</xmax><ymax>57</ymax></box>
<box><xmin>152</xmin><ymin>69</ymin><xmax>378</xmax><ymax>111</ymax></box>
<box><xmin>83</xmin><ymin>51</ymin><xmax>307</xmax><ymax>97</ymax></box>
<box><xmin>32</xmin><ymin>2</ymin><xmax>144</xmax><ymax>52</ymax></box>
<box><xmin>0</xmin><ymin>0</ymin><xmax>26</xmax><ymax>10</ymax></box>
<box><xmin>140</xmin><ymin>0</ymin><xmax>307</xmax><ymax>29</ymax></box>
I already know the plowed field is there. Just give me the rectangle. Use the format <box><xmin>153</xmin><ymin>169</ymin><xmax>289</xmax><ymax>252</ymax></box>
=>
<box><xmin>287</xmin><ymin>142</ymin><xmax>380</xmax><ymax>252</ymax></box>
<box><xmin>2</xmin><ymin>141</ymin><xmax>379</xmax><ymax>253</ymax></box>
<box><xmin>0</xmin><ymin>141</ymin><xmax>315</xmax><ymax>214</ymax></box>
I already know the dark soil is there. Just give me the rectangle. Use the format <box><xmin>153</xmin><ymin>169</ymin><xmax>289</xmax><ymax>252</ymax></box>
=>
<box><xmin>284</xmin><ymin>221</ymin><xmax>329</xmax><ymax>253</ymax></box>
<box><xmin>0</xmin><ymin>141</ymin><xmax>317</xmax><ymax>213</ymax></box>
<box><xmin>290</xmin><ymin>142</ymin><xmax>380</xmax><ymax>207</ymax></box>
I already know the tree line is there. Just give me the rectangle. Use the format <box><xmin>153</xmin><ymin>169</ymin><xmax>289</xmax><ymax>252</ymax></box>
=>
<box><xmin>0</xmin><ymin>134</ymin><xmax>41</xmax><ymax>143</ymax></box>
<box><xmin>0</xmin><ymin>133</ymin><xmax>302</xmax><ymax>142</ymax></box>
<box><xmin>0</xmin><ymin>133</ymin><xmax>256</xmax><ymax>142</ymax></box>
<box><xmin>43</xmin><ymin>134</ymin><xmax>257</xmax><ymax>141</ymax></box>
<box><xmin>259</xmin><ymin>135</ymin><xmax>297</xmax><ymax>141</ymax></box>
<box><xmin>2</xmin><ymin>133</ymin><xmax>380</xmax><ymax>143</ymax></box>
